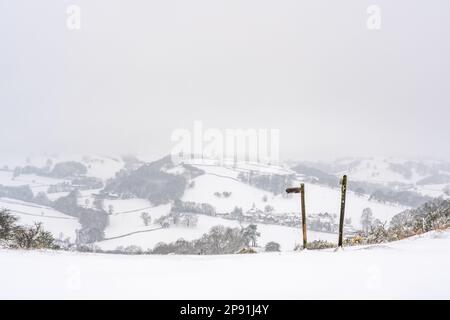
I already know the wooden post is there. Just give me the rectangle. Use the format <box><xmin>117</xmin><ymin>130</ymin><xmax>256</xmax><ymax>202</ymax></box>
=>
<box><xmin>338</xmin><ymin>175</ymin><xmax>347</xmax><ymax>247</ymax></box>
<box><xmin>286</xmin><ymin>185</ymin><xmax>307</xmax><ymax>250</ymax></box>
<box><xmin>300</xmin><ymin>183</ymin><xmax>307</xmax><ymax>249</ymax></box>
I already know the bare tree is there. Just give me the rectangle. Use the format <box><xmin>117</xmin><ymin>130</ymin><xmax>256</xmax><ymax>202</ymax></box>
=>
<box><xmin>361</xmin><ymin>207</ymin><xmax>374</xmax><ymax>235</ymax></box>
<box><xmin>141</xmin><ymin>212</ymin><xmax>151</xmax><ymax>226</ymax></box>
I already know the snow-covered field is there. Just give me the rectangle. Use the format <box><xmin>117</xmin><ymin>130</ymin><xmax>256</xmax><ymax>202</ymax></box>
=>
<box><xmin>86</xmin><ymin>198</ymin><xmax>336</xmax><ymax>251</ymax></box>
<box><xmin>0</xmin><ymin>171</ymin><xmax>70</xmax><ymax>196</ymax></box>
<box><xmin>182</xmin><ymin>165</ymin><xmax>407</xmax><ymax>227</ymax></box>
<box><xmin>1</xmin><ymin>230</ymin><xmax>449</xmax><ymax>299</ymax></box>
<box><xmin>0</xmin><ymin>155</ymin><xmax>124</xmax><ymax>183</ymax></box>
<box><xmin>98</xmin><ymin>213</ymin><xmax>337</xmax><ymax>251</ymax></box>
<box><xmin>0</xmin><ymin>195</ymin><xmax>338</xmax><ymax>252</ymax></box>
<box><xmin>0</xmin><ymin>198</ymin><xmax>80</xmax><ymax>241</ymax></box>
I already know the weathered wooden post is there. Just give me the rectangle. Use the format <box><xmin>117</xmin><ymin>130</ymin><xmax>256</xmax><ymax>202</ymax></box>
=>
<box><xmin>286</xmin><ymin>184</ymin><xmax>307</xmax><ymax>249</ymax></box>
<box><xmin>338</xmin><ymin>175</ymin><xmax>347</xmax><ymax>247</ymax></box>
<box><xmin>300</xmin><ymin>184</ymin><xmax>307</xmax><ymax>249</ymax></box>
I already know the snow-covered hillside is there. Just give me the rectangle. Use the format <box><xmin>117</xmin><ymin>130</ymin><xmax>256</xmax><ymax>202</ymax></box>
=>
<box><xmin>328</xmin><ymin>157</ymin><xmax>449</xmax><ymax>184</ymax></box>
<box><xmin>0</xmin><ymin>198</ymin><xmax>80</xmax><ymax>241</ymax></box>
<box><xmin>90</xmin><ymin>158</ymin><xmax>408</xmax><ymax>251</ymax></box>
<box><xmin>297</xmin><ymin>157</ymin><xmax>450</xmax><ymax>199</ymax></box>
<box><xmin>0</xmin><ymin>154</ymin><xmax>124</xmax><ymax>184</ymax></box>
<box><xmin>98</xmin><ymin>212</ymin><xmax>337</xmax><ymax>252</ymax></box>
<box><xmin>78</xmin><ymin>197</ymin><xmax>335</xmax><ymax>252</ymax></box>
<box><xmin>1</xmin><ymin>229</ymin><xmax>449</xmax><ymax>299</ymax></box>
<box><xmin>1</xmin><ymin>154</ymin><xmax>449</xmax><ymax>299</ymax></box>
<box><xmin>182</xmin><ymin>166</ymin><xmax>405</xmax><ymax>223</ymax></box>
<box><xmin>181</xmin><ymin>159</ymin><xmax>407</xmax><ymax>224</ymax></box>
<box><xmin>335</xmin><ymin>157</ymin><xmax>426</xmax><ymax>183</ymax></box>
<box><xmin>0</xmin><ymin>170</ymin><xmax>70</xmax><ymax>196</ymax></box>
<box><xmin>0</xmin><ymin>155</ymin><xmax>415</xmax><ymax>252</ymax></box>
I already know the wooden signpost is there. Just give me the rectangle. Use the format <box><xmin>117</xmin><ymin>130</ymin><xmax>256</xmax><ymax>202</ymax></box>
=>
<box><xmin>338</xmin><ymin>175</ymin><xmax>347</xmax><ymax>247</ymax></box>
<box><xmin>286</xmin><ymin>184</ymin><xmax>307</xmax><ymax>250</ymax></box>
<box><xmin>287</xmin><ymin>175</ymin><xmax>348</xmax><ymax>250</ymax></box>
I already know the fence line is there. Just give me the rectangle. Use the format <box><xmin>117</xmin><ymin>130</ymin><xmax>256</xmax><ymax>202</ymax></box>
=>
<box><xmin>103</xmin><ymin>227</ymin><xmax>163</xmax><ymax>241</ymax></box>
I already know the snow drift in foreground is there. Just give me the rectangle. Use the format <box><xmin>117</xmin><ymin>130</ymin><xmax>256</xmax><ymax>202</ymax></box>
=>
<box><xmin>1</xmin><ymin>230</ymin><xmax>449</xmax><ymax>299</ymax></box>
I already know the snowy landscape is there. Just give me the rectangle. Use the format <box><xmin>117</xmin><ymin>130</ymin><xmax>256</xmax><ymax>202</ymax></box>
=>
<box><xmin>2</xmin><ymin>0</ymin><xmax>450</xmax><ymax>302</ymax></box>
<box><xmin>0</xmin><ymin>154</ymin><xmax>449</xmax><ymax>299</ymax></box>
<box><xmin>2</xmin><ymin>154</ymin><xmax>447</xmax><ymax>251</ymax></box>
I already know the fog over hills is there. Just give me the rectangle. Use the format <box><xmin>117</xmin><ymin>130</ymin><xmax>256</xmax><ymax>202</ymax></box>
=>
<box><xmin>2</xmin><ymin>1</ymin><xmax>450</xmax><ymax>161</ymax></box>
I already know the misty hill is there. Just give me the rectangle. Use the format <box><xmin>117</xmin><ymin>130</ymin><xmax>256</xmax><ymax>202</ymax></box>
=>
<box><xmin>291</xmin><ymin>157</ymin><xmax>450</xmax><ymax>206</ymax></box>
<box><xmin>102</xmin><ymin>156</ymin><xmax>204</xmax><ymax>205</ymax></box>
<box><xmin>302</xmin><ymin>157</ymin><xmax>450</xmax><ymax>184</ymax></box>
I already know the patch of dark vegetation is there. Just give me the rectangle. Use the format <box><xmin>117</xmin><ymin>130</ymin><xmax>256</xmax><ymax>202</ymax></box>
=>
<box><xmin>0</xmin><ymin>185</ymin><xmax>34</xmax><ymax>202</ymax></box>
<box><xmin>237</xmin><ymin>171</ymin><xmax>296</xmax><ymax>195</ymax></box>
<box><xmin>291</xmin><ymin>164</ymin><xmax>340</xmax><ymax>187</ymax></box>
<box><xmin>171</xmin><ymin>199</ymin><xmax>216</xmax><ymax>216</ymax></box>
<box><xmin>265</xmin><ymin>241</ymin><xmax>281</xmax><ymax>252</ymax></box>
<box><xmin>345</xmin><ymin>198</ymin><xmax>450</xmax><ymax>246</ymax></box>
<box><xmin>53</xmin><ymin>190</ymin><xmax>109</xmax><ymax>243</ymax></box>
<box><xmin>103</xmin><ymin>156</ymin><xmax>202</xmax><ymax>205</ymax></box>
<box><xmin>49</xmin><ymin>161</ymin><xmax>88</xmax><ymax>178</ymax></box>
<box><xmin>0</xmin><ymin>209</ymin><xmax>58</xmax><ymax>249</ymax></box>
<box><xmin>368</xmin><ymin>189</ymin><xmax>432</xmax><ymax>207</ymax></box>
<box><xmin>149</xmin><ymin>224</ymin><xmax>261</xmax><ymax>255</ymax></box>
<box><xmin>13</xmin><ymin>161</ymin><xmax>88</xmax><ymax>179</ymax></box>
<box><xmin>71</xmin><ymin>176</ymin><xmax>104</xmax><ymax>190</ymax></box>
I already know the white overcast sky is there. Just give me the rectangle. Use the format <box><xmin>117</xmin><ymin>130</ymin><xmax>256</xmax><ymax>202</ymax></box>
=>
<box><xmin>1</xmin><ymin>0</ymin><xmax>449</xmax><ymax>161</ymax></box>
